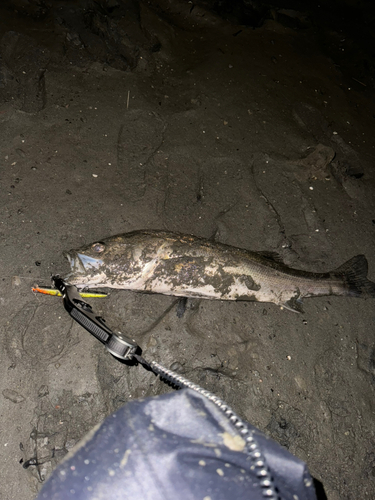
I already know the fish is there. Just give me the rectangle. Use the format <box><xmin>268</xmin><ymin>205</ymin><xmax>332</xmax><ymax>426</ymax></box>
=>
<box><xmin>62</xmin><ymin>230</ymin><xmax>375</xmax><ymax>313</ymax></box>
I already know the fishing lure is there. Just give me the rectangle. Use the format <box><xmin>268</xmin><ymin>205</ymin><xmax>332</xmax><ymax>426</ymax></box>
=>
<box><xmin>32</xmin><ymin>286</ymin><xmax>107</xmax><ymax>298</ymax></box>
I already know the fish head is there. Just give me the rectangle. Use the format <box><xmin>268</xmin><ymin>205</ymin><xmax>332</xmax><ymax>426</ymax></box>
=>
<box><xmin>63</xmin><ymin>236</ymin><xmax>130</xmax><ymax>288</ymax></box>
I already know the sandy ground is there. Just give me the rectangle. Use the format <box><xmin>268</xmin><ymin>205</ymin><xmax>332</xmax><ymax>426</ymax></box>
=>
<box><xmin>1</xmin><ymin>2</ymin><xmax>375</xmax><ymax>499</ymax></box>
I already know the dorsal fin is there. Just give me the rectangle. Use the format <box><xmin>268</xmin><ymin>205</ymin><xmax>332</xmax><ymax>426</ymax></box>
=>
<box><xmin>257</xmin><ymin>251</ymin><xmax>285</xmax><ymax>264</ymax></box>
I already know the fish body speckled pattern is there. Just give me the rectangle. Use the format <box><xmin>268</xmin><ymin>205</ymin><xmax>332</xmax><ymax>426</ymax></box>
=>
<box><xmin>63</xmin><ymin>230</ymin><xmax>375</xmax><ymax>313</ymax></box>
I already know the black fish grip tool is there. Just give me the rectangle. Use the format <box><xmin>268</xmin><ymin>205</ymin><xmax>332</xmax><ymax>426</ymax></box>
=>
<box><xmin>53</xmin><ymin>277</ymin><xmax>138</xmax><ymax>361</ymax></box>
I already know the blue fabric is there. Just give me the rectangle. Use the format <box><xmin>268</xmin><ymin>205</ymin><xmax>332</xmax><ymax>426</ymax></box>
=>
<box><xmin>37</xmin><ymin>389</ymin><xmax>317</xmax><ymax>500</ymax></box>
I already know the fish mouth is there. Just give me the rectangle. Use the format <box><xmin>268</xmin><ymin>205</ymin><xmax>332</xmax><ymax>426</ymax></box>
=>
<box><xmin>64</xmin><ymin>251</ymin><xmax>104</xmax><ymax>274</ymax></box>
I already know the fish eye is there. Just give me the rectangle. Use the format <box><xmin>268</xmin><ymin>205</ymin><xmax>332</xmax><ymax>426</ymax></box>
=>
<box><xmin>91</xmin><ymin>242</ymin><xmax>105</xmax><ymax>253</ymax></box>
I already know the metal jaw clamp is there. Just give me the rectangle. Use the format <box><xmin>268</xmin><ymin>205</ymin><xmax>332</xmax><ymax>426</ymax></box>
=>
<box><xmin>52</xmin><ymin>277</ymin><xmax>138</xmax><ymax>361</ymax></box>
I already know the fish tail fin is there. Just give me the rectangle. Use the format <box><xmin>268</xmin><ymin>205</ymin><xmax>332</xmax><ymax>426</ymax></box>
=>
<box><xmin>333</xmin><ymin>255</ymin><xmax>375</xmax><ymax>297</ymax></box>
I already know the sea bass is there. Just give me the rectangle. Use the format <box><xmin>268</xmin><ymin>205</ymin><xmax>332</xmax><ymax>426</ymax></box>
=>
<box><xmin>63</xmin><ymin>230</ymin><xmax>375</xmax><ymax>313</ymax></box>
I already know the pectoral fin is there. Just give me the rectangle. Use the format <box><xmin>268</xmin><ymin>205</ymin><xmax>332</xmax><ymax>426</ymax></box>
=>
<box><xmin>281</xmin><ymin>296</ymin><xmax>304</xmax><ymax>314</ymax></box>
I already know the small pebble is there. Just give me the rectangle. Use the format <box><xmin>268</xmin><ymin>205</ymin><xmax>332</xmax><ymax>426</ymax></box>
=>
<box><xmin>38</xmin><ymin>385</ymin><xmax>49</xmax><ymax>397</ymax></box>
<box><xmin>12</xmin><ymin>276</ymin><xmax>21</xmax><ymax>286</ymax></box>
<box><xmin>66</xmin><ymin>439</ymin><xmax>77</xmax><ymax>450</ymax></box>
<box><xmin>170</xmin><ymin>361</ymin><xmax>184</xmax><ymax>372</ymax></box>
<box><xmin>2</xmin><ymin>389</ymin><xmax>25</xmax><ymax>403</ymax></box>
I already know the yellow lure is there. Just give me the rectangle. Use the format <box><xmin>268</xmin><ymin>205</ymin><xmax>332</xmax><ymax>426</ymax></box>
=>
<box><xmin>32</xmin><ymin>286</ymin><xmax>107</xmax><ymax>298</ymax></box>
